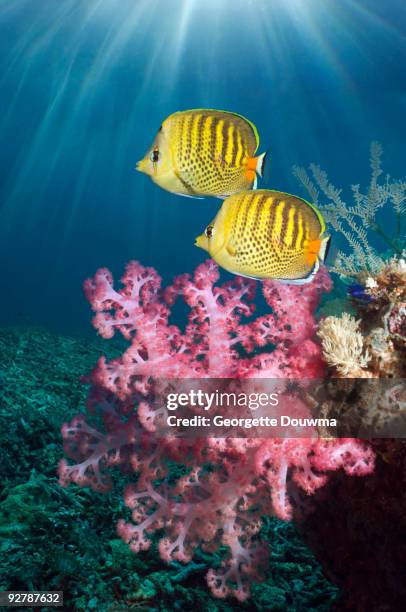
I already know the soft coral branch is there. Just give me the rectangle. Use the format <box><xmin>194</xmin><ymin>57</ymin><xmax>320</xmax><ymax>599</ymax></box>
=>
<box><xmin>59</xmin><ymin>260</ymin><xmax>374</xmax><ymax>600</ymax></box>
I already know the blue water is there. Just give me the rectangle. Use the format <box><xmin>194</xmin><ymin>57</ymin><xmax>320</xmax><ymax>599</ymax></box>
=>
<box><xmin>0</xmin><ymin>0</ymin><xmax>405</xmax><ymax>333</ymax></box>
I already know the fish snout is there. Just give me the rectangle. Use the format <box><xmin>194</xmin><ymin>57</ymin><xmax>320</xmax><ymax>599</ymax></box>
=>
<box><xmin>195</xmin><ymin>234</ymin><xmax>209</xmax><ymax>251</ymax></box>
<box><xmin>136</xmin><ymin>158</ymin><xmax>148</xmax><ymax>173</ymax></box>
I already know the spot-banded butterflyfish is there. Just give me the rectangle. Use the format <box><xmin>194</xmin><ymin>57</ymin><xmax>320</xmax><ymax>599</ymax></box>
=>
<box><xmin>137</xmin><ymin>109</ymin><xmax>267</xmax><ymax>199</ymax></box>
<box><xmin>195</xmin><ymin>189</ymin><xmax>331</xmax><ymax>284</ymax></box>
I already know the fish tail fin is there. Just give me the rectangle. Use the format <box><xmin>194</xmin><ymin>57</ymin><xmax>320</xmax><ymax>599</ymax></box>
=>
<box><xmin>255</xmin><ymin>151</ymin><xmax>267</xmax><ymax>177</ymax></box>
<box><xmin>278</xmin><ymin>236</ymin><xmax>329</xmax><ymax>287</ymax></box>
<box><xmin>318</xmin><ymin>234</ymin><xmax>331</xmax><ymax>263</ymax></box>
<box><xmin>246</xmin><ymin>151</ymin><xmax>267</xmax><ymax>177</ymax></box>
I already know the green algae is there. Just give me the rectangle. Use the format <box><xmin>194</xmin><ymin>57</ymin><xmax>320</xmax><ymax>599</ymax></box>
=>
<box><xmin>0</xmin><ymin>326</ymin><xmax>338</xmax><ymax>611</ymax></box>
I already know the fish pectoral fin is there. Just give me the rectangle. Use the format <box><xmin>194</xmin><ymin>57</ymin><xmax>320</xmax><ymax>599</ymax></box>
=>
<box><xmin>226</xmin><ymin>243</ymin><xmax>238</xmax><ymax>256</ymax></box>
<box><xmin>226</xmin><ymin>241</ymin><xmax>248</xmax><ymax>257</ymax></box>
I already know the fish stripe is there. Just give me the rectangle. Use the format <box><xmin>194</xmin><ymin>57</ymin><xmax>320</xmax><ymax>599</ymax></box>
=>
<box><xmin>238</xmin><ymin>194</ymin><xmax>251</xmax><ymax>239</ymax></box>
<box><xmin>285</xmin><ymin>206</ymin><xmax>297</xmax><ymax>247</ymax></box>
<box><xmin>177</xmin><ymin>115</ymin><xmax>183</xmax><ymax>160</ymax></box>
<box><xmin>236</xmin><ymin>194</ymin><xmax>247</xmax><ymax>237</ymax></box>
<box><xmin>251</xmin><ymin>194</ymin><xmax>260</xmax><ymax>233</ymax></box>
<box><xmin>272</xmin><ymin>200</ymin><xmax>286</xmax><ymax>239</ymax></box>
<box><xmin>260</xmin><ymin>195</ymin><xmax>268</xmax><ymax>236</ymax></box>
<box><xmin>221</xmin><ymin>119</ymin><xmax>228</xmax><ymax>161</ymax></box>
<box><xmin>230</xmin><ymin>124</ymin><xmax>239</xmax><ymax>166</ymax></box>
<box><xmin>225</xmin><ymin>123</ymin><xmax>235</xmax><ymax>165</ymax></box>
<box><xmin>236</xmin><ymin>196</ymin><xmax>249</xmax><ymax>239</ymax></box>
<box><xmin>254</xmin><ymin>194</ymin><xmax>266</xmax><ymax>233</ymax></box>
<box><xmin>211</xmin><ymin>117</ymin><xmax>224</xmax><ymax>179</ymax></box>
<box><xmin>296</xmin><ymin>212</ymin><xmax>304</xmax><ymax>250</ymax></box>
<box><xmin>230</xmin><ymin>197</ymin><xmax>239</xmax><ymax>240</ymax></box>
<box><xmin>183</xmin><ymin>114</ymin><xmax>193</xmax><ymax>157</ymax></box>
<box><xmin>291</xmin><ymin>208</ymin><xmax>299</xmax><ymax>249</ymax></box>
<box><xmin>216</xmin><ymin>119</ymin><xmax>225</xmax><ymax>162</ymax></box>
<box><xmin>210</xmin><ymin>115</ymin><xmax>218</xmax><ymax>159</ymax></box>
<box><xmin>235</xmin><ymin>130</ymin><xmax>244</xmax><ymax>167</ymax></box>
<box><xmin>267</xmin><ymin>197</ymin><xmax>274</xmax><ymax>239</ymax></box>
<box><xmin>281</xmin><ymin>203</ymin><xmax>290</xmax><ymax>241</ymax></box>
<box><xmin>203</xmin><ymin>115</ymin><xmax>213</xmax><ymax>161</ymax></box>
<box><xmin>247</xmin><ymin>193</ymin><xmax>258</xmax><ymax>233</ymax></box>
<box><xmin>197</xmin><ymin>113</ymin><xmax>206</xmax><ymax>156</ymax></box>
<box><xmin>200</xmin><ymin>115</ymin><xmax>207</xmax><ymax>157</ymax></box>
<box><xmin>176</xmin><ymin>115</ymin><xmax>185</xmax><ymax>164</ymax></box>
<box><xmin>304</xmin><ymin>219</ymin><xmax>310</xmax><ymax>240</ymax></box>
<box><xmin>191</xmin><ymin>113</ymin><xmax>201</xmax><ymax>150</ymax></box>
<box><xmin>271</xmin><ymin>198</ymin><xmax>279</xmax><ymax>236</ymax></box>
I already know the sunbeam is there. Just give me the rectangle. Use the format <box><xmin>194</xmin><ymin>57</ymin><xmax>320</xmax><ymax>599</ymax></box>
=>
<box><xmin>0</xmin><ymin>0</ymin><xmax>405</xmax><ymax>332</ymax></box>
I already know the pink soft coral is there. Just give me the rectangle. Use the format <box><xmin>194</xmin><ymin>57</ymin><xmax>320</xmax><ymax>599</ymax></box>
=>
<box><xmin>83</xmin><ymin>259</ymin><xmax>330</xmax><ymax>385</ymax></box>
<box><xmin>59</xmin><ymin>260</ymin><xmax>374</xmax><ymax>600</ymax></box>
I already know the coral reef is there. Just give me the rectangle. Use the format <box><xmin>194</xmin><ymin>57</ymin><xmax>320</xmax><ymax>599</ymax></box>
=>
<box><xmin>311</xmin><ymin>257</ymin><xmax>406</xmax><ymax>437</ymax></box>
<box><xmin>292</xmin><ymin>146</ymin><xmax>405</xmax><ymax>608</ymax></box>
<box><xmin>293</xmin><ymin>142</ymin><xmax>405</xmax><ymax>278</ymax></box>
<box><xmin>295</xmin><ymin>145</ymin><xmax>405</xmax><ymax>433</ymax></box>
<box><xmin>59</xmin><ymin>260</ymin><xmax>374</xmax><ymax>601</ymax></box>
<box><xmin>360</xmin><ymin>253</ymin><xmax>406</xmax><ymax>377</ymax></box>
<box><xmin>317</xmin><ymin>313</ymin><xmax>371</xmax><ymax>378</ymax></box>
<box><xmin>318</xmin><ymin>252</ymin><xmax>405</xmax><ymax>380</ymax></box>
<box><xmin>313</xmin><ymin>252</ymin><xmax>405</xmax><ymax>436</ymax></box>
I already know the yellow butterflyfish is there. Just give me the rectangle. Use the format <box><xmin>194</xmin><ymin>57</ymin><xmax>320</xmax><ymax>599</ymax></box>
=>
<box><xmin>195</xmin><ymin>190</ymin><xmax>330</xmax><ymax>284</ymax></box>
<box><xmin>137</xmin><ymin>109</ymin><xmax>267</xmax><ymax>199</ymax></box>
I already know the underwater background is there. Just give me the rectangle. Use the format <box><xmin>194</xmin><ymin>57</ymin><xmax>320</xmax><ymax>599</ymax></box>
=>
<box><xmin>0</xmin><ymin>0</ymin><xmax>406</xmax><ymax>333</ymax></box>
<box><xmin>1</xmin><ymin>1</ymin><xmax>406</xmax><ymax>611</ymax></box>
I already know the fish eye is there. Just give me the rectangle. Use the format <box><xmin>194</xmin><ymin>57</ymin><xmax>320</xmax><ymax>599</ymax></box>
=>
<box><xmin>205</xmin><ymin>224</ymin><xmax>214</xmax><ymax>239</ymax></box>
<box><xmin>151</xmin><ymin>146</ymin><xmax>160</xmax><ymax>163</ymax></box>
